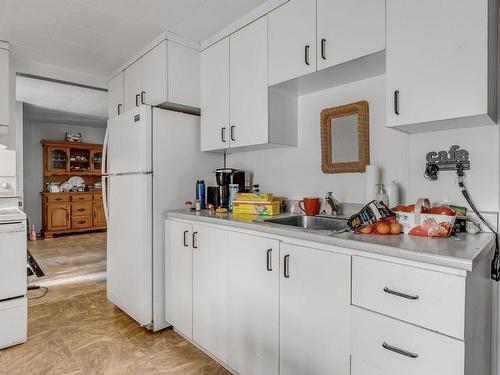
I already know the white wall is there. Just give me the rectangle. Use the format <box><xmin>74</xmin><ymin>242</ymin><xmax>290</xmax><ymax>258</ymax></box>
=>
<box><xmin>23</xmin><ymin>121</ymin><xmax>105</xmax><ymax>232</ymax></box>
<box><xmin>228</xmin><ymin>74</ymin><xmax>499</xmax><ymax>213</ymax></box>
<box><xmin>228</xmin><ymin>75</ymin><xmax>407</xmax><ymax>203</ymax></box>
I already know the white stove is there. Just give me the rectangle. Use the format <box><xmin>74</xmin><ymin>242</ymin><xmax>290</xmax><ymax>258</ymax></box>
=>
<box><xmin>0</xmin><ymin>150</ymin><xmax>27</xmax><ymax>349</ymax></box>
<box><xmin>0</xmin><ymin>207</ymin><xmax>26</xmax><ymax>222</ymax></box>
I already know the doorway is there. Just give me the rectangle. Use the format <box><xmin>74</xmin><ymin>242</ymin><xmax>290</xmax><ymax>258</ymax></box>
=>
<box><xmin>16</xmin><ymin>74</ymin><xmax>108</xmax><ymax>303</ymax></box>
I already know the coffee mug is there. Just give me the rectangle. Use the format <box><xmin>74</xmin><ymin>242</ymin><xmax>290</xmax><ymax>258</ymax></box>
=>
<box><xmin>299</xmin><ymin>197</ymin><xmax>320</xmax><ymax>216</ymax></box>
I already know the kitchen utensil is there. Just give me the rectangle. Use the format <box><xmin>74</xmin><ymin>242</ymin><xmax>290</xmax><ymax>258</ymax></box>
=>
<box><xmin>299</xmin><ymin>197</ymin><xmax>321</xmax><ymax>216</ymax></box>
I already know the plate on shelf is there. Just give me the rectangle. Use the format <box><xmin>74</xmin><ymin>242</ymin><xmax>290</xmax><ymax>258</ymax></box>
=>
<box><xmin>67</xmin><ymin>176</ymin><xmax>86</xmax><ymax>189</ymax></box>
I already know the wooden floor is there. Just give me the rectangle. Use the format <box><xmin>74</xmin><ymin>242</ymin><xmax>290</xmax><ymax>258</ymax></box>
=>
<box><xmin>27</xmin><ymin>232</ymin><xmax>107</xmax><ymax>305</ymax></box>
<box><xmin>1</xmin><ymin>233</ymin><xmax>230</xmax><ymax>375</ymax></box>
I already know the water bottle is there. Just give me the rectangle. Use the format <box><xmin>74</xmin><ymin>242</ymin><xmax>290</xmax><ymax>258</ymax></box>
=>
<box><xmin>196</xmin><ymin>180</ymin><xmax>206</xmax><ymax>209</ymax></box>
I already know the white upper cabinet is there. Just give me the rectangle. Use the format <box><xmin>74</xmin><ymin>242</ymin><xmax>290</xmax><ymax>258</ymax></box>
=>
<box><xmin>280</xmin><ymin>243</ymin><xmax>351</xmax><ymax>374</ymax></box>
<box><xmin>0</xmin><ymin>47</ymin><xmax>9</xmax><ymax>127</ymax></box>
<box><xmin>142</xmin><ymin>40</ymin><xmax>167</xmax><ymax>107</ymax></box>
<box><xmin>123</xmin><ymin>59</ymin><xmax>142</xmax><ymax>113</ymax></box>
<box><xmin>386</xmin><ymin>0</ymin><xmax>497</xmax><ymax>132</ymax></box>
<box><xmin>108</xmin><ymin>72</ymin><xmax>124</xmax><ymax>118</ymax></box>
<box><xmin>229</xmin><ymin>16</ymin><xmax>269</xmax><ymax>148</ymax></box>
<box><xmin>227</xmin><ymin>231</ymin><xmax>280</xmax><ymax>375</ymax></box>
<box><xmin>110</xmin><ymin>39</ymin><xmax>200</xmax><ymax>118</ymax></box>
<box><xmin>268</xmin><ymin>0</ymin><xmax>316</xmax><ymax>86</ymax></box>
<box><xmin>201</xmin><ymin>15</ymin><xmax>297</xmax><ymax>152</ymax></box>
<box><xmin>168</xmin><ymin>41</ymin><xmax>200</xmax><ymax>109</ymax></box>
<box><xmin>201</xmin><ymin>38</ymin><xmax>230</xmax><ymax>152</ymax></box>
<box><xmin>317</xmin><ymin>0</ymin><xmax>385</xmax><ymax>71</ymax></box>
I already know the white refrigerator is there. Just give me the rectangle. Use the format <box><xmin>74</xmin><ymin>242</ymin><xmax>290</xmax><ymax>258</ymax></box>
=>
<box><xmin>103</xmin><ymin>106</ymin><xmax>220</xmax><ymax>331</ymax></box>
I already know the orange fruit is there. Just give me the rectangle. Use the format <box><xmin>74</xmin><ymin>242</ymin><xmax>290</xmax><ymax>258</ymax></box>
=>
<box><xmin>390</xmin><ymin>223</ymin><xmax>402</xmax><ymax>235</ymax></box>
<box><xmin>376</xmin><ymin>222</ymin><xmax>391</xmax><ymax>235</ymax></box>
<box><xmin>359</xmin><ymin>226</ymin><xmax>372</xmax><ymax>234</ymax></box>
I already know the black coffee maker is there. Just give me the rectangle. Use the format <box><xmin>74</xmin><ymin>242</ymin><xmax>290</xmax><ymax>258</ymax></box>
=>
<box><xmin>211</xmin><ymin>168</ymin><xmax>245</xmax><ymax>208</ymax></box>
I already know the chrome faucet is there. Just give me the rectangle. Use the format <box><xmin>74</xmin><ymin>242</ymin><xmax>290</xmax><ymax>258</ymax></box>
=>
<box><xmin>325</xmin><ymin>192</ymin><xmax>342</xmax><ymax>216</ymax></box>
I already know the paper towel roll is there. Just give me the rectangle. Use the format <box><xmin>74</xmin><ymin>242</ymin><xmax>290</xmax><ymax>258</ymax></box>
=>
<box><xmin>365</xmin><ymin>165</ymin><xmax>380</xmax><ymax>203</ymax></box>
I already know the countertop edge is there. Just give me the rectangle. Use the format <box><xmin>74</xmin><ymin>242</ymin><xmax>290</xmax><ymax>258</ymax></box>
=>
<box><xmin>165</xmin><ymin>211</ymin><xmax>495</xmax><ymax>272</ymax></box>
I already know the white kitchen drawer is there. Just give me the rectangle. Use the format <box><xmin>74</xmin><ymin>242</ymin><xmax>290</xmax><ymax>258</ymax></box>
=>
<box><xmin>352</xmin><ymin>256</ymin><xmax>465</xmax><ymax>339</ymax></box>
<box><xmin>0</xmin><ymin>297</ymin><xmax>27</xmax><ymax>349</ymax></box>
<box><xmin>351</xmin><ymin>306</ymin><xmax>464</xmax><ymax>375</ymax></box>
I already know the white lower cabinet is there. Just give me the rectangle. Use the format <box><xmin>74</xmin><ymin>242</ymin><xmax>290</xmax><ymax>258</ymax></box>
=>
<box><xmin>227</xmin><ymin>231</ymin><xmax>280</xmax><ymax>375</ymax></box>
<box><xmin>192</xmin><ymin>224</ymin><xmax>229</xmax><ymax>363</ymax></box>
<box><xmin>279</xmin><ymin>243</ymin><xmax>351</xmax><ymax>375</ymax></box>
<box><xmin>166</xmin><ymin>220</ymin><xmax>193</xmax><ymax>339</ymax></box>
<box><xmin>351</xmin><ymin>306</ymin><xmax>464</xmax><ymax>375</ymax></box>
<box><xmin>166</xmin><ymin>219</ymin><xmax>490</xmax><ymax>375</ymax></box>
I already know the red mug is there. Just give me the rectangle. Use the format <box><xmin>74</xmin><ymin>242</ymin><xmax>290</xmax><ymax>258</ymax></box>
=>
<box><xmin>299</xmin><ymin>197</ymin><xmax>320</xmax><ymax>216</ymax></box>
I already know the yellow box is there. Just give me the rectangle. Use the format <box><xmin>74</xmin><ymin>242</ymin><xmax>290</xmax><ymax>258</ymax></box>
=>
<box><xmin>235</xmin><ymin>192</ymin><xmax>273</xmax><ymax>202</ymax></box>
<box><xmin>232</xmin><ymin>200</ymin><xmax>280</xmax><ymax>216</ymax></box>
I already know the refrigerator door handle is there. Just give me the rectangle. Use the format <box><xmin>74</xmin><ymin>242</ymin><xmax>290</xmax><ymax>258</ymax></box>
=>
<box><xmin>102</xmin><ymin>175</ymin><xmax>109</xmax><ymax>224</ymax></box>
<box><xmin>102</xmin><ymin>124</ymin><xmax>110</xmax><ymax>176</ymax></box>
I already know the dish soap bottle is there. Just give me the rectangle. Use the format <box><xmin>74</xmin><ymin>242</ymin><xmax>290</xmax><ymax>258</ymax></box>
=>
<box><xmin>376</xmin><ymin>184</ymin><xmax>389</xmax><ymax>205</ymax></box>
<box><xmin>29</xmin><ymin>225</ymin><xmax>37</xmax><ymax>241</ymax></box>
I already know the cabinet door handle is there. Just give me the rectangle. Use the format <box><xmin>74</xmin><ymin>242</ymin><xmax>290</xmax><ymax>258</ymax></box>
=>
<box><xmin>192</xmin><ymin>231</ymin><xmax>198</xmax><ymax>249</ymax></box>
<box><xmin>141</xmin><ymin>91</ymin><xmax>145</xmax><ymax>105</ymax></box>
<box><xmin>382</xmin><ymin>342</ymin><xmax>418</xmax><ymax>359</ymax></box>
<box><xmin>183</xmin><ymin>230</ymin><xmax>189</xmax><ymax>247</ymax></box>
<box><xmin>266</xmin><ymin>249</ymin><xmax>272</xmax><ymax>271</ymax></box>
<box><xmin>283</xmin><ymin>254</ymin><xmax>290</xmax><ymax>278</ymax></box>
<box><xmin>230</xmin><ymin>126</ymin><xmax>236</xmax><ymax>142</ymax></box>
<box><xmin>55</xmin><ymin>198</ymin><xmax>62</xmax><ymax>201</ymax></box>
<box><xmin>321</xmin><ymin>39</ymin><xmax>326</xmax><ymax>60</ymax></box>
<box><xmin>394</xmin><ymin>90</ymin><xmax>400</xmax><ymax>115</ymax></box>
<box><xmin>221</xmin><ymin>127</ymin><xmax>227</xmax><ymax>143</ymax></box>
<box><xmin>77</xmin><ymin>208</ymin><xmax>86</xmax><ymax>212</ymax></box>
<box><xmin>135</xmin><ymin>94</ymin><xmax>140</xmax><ymax>107</ymax></box>
<box><xmin>304</xmin><ymin>45</ymin><xmax>310</xmax><ymax>66</ymax></box>
<box><xmin>93</xmin><ymin>210</ymin><xmax>96</xmax><ymax>218</ymax></box>
<box><xmin>78</xmin><ymin>220</ymin><xmax>86</xmax><ymax>224</ymax></box>
<box><xmin>117</xmin><ymin>104</ymin><xmax>122</xmax><ymax>115</ymax></box>
<box><xmin>383</xmin><ymin>287</ymin><xmax>419</xmax><ymax>300</ymax></box>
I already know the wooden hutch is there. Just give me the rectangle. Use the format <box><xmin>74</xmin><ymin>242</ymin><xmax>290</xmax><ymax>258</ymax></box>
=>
<box><xmin>41</xmin><ymin>140</ymin><xmax>106</xmax><ymax>238</ymax></box>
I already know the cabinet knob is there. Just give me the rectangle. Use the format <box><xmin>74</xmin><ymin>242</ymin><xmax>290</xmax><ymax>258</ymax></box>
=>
<box><xmin>383</xmin><ymin>287</ymin><xmax>419</xmax><ymax>300</ymax></box>
<box><xmin>266</xmin><ymin>249</ymin><xmax>272</xmax><ymax>271</ymax></box>
<box><xmin>394</xmin><ymin>90</ymin><xmax>400</xmax><ymax>115</ymax></box>
<box><xmin>321</xmin><ymin>39</ymin><xmax>326</xmax><ymax>60</ymax></box>
<box><xmin>221</xmin><ymin>127</ymin><xmax>227</xmax><ymax>143</ymax></box>
<box><xmin>230</xmin><ymin>126</ymin><xmax>236</xmax><ymax>142</ymax></box>
<box><xmin>304</xmin><ymin>45</ymin><xmax>310</xmax><ymax>66</ymax></box>
<box><xmin>283</xmin><ymin>254</ymin><xmax>290</xmax><ymax>278</ymax></box>
<box><xmin>382</xmin><ymin>342</ymin><xmax>418</xmax><ymax>359</ymax></box>
<box><xmin>192</xmin><ymin>232</ymin><xmax>198</xmax><ymax>249</ymax></box>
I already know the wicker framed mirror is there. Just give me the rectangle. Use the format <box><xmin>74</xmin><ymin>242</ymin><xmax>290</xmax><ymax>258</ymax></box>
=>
<box><xmin>320</xmin><ymin>100</ymin><xmax>369</xmax><ymax>174</ymax></box>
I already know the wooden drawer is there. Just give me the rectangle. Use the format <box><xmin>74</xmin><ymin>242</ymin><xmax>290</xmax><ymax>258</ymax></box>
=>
<box><xmin>71</xmin><ymin>203</ymin><xmax>92</xmax><ymax>217</ymax></box>
<box><xmin>71</xmin><ymin>216</ymin><xmax>92</xmax><ymax>229</ymax></box>
<box><xmin>351</xmin><ymin>306</ymin><xmax>464</xmax><ymax>375</ymax></box>
<box><xmin>71</xmin><ymin>194</ymin><xmax>92</xmax><ymax>202</ymax></box>
<box><xmin>46</xmin><ymin>195</ymin><xmax>70</xmax><ymax>203</ymax></box>
<box><xmin>352</xmin><ymin>256</ymin><xmax>465</xmax><ymax>339</ymax></box>
<box><xmin>93</xmin><ymin>193</ymin><xmax>102</xmax><ymax>202</ymax></box>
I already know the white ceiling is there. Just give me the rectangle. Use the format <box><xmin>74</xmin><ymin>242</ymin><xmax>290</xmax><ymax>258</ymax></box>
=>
<box><xmin>0</xmin><ymin>0</ymin><xmax>269</xmax><ymax>77</ymax></box>
<box><xmin>16</xmin><ymin>75</ymin><xmax>108</xmax><ymax>119</ymax></box>
<box><xmin>23</xmin><ymin>103</ymin><xmax>107</xmax><ymax>128</ymax></box>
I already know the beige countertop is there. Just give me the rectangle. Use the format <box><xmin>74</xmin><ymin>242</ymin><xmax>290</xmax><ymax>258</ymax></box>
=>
<box><xmin>165</xmin><ymin>209</ymin><xmax>496</xmax><ymax>272</ymax></box>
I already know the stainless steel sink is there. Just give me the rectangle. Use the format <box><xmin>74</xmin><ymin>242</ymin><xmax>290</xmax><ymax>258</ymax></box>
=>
<box><xmin>265</xmin><ymin>215</ymin><xmax>348</xmax><ymax>232</ymax></box>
